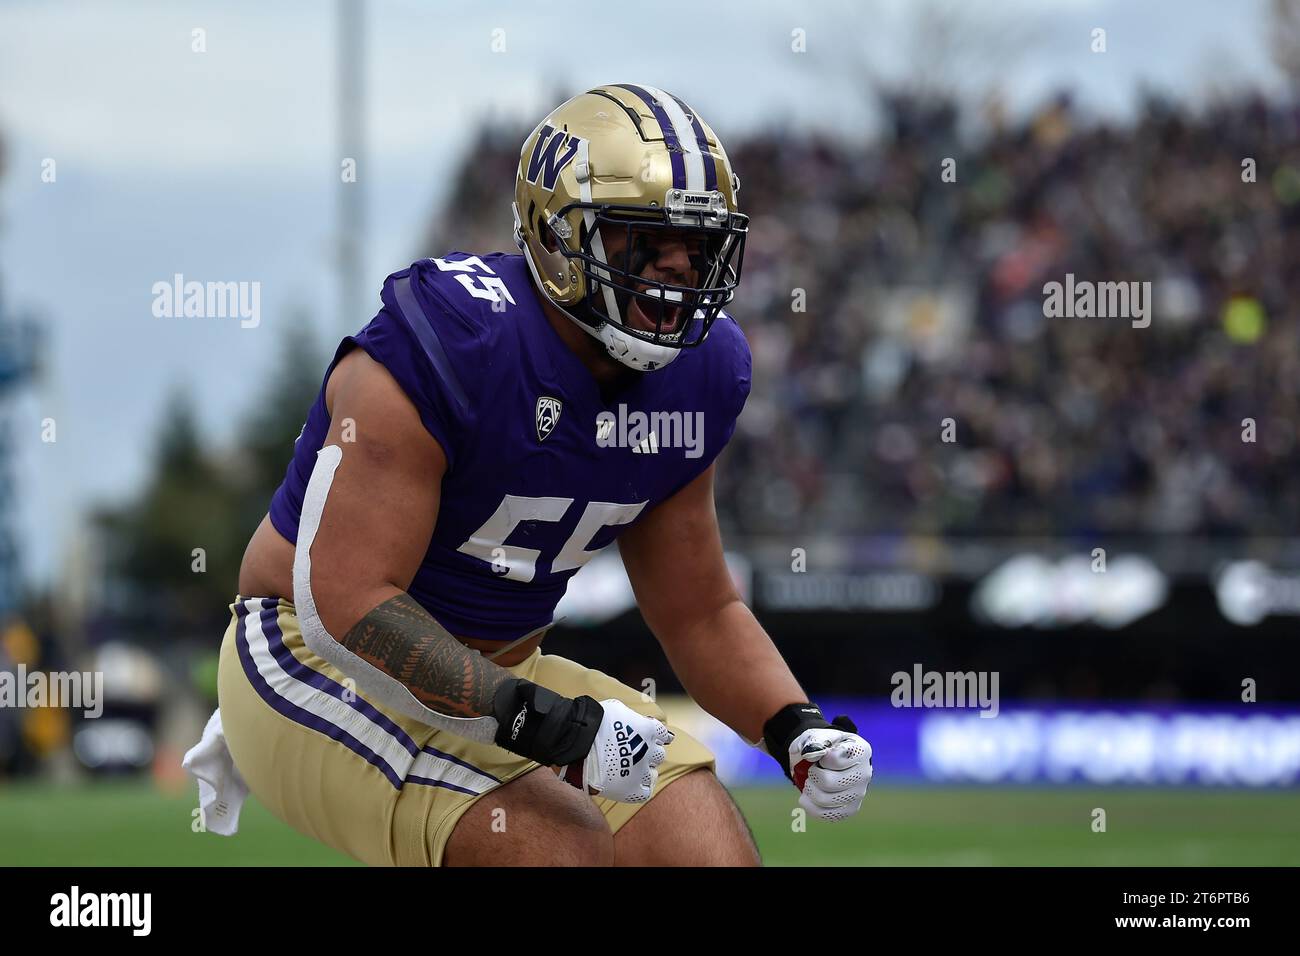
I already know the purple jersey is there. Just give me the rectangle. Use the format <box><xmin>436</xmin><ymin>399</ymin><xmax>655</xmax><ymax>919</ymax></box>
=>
<box><xmin>269</xmin><ymin>253</ymin><xmax>751</xmax><ymax>641</ymax></box>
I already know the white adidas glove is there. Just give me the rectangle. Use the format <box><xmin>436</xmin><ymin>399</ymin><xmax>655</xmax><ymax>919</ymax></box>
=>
<box><xmin>788</xmin><ymin>724</ymin><xmax>873</xmax><ymax>822</ymax></box>
<box><xmin>581</xmin><ymin>699</ymin><xmax>674</xmax><ymax>804</ymax></box>
<box><xmin>764</xmin><ymin>704</ymin><xmax>872</xmax><ymax>823</ymax></box>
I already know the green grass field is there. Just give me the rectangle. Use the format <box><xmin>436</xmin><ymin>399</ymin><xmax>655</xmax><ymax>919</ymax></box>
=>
<box><xmin>0</xmin><ymin>780</ymin><xmax>1296</xmax><ymax>866</ymax></box>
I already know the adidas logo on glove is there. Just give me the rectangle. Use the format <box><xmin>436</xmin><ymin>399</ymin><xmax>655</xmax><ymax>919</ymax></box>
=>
<box><xmin>613</xmin><ymin>720</ymin><xmax>649</xmax><ymax>777</ymax></box>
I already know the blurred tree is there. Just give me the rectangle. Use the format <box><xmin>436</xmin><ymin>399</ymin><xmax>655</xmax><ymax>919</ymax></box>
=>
<box><xmin>1269</xmin><ymin>0</ymin><xmax>1300</xmax><ymax>95</ymax></box>
<box><xmin>100</xmin><ymin>389</ymin><xmax>244</xmax><ymax>633</ymax></box>
<box><xmin>92</xmin><ymin>317</ymin><xmax>325</xmax><ymax>640</ymax></box>
<box><xmin>232</xmin><ymin>310</ymin><xmax>327</xmax><ymax>530</ymax></box>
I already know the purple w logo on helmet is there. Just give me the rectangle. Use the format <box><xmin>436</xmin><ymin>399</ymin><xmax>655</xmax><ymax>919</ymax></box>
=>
<box><xmin>525</xmin><ymin>124</ymin><xmax>583</xmax><ymax>191</ymax></box>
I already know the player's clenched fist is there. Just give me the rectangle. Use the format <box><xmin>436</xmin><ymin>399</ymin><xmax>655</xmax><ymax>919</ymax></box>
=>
<box><xmin>491</xmin><ymin>679</ymin><xmax>672</xmax><ymax>804</ymax></box>
<box><xmin>763</xmin><ymin>704</ymin><xmax>872</xmax><ymax>822</ymax></box>
<box><xmin>582</xmin><ymin>699</ymin><xmax>674</xmax><ymax>804</ymax></box>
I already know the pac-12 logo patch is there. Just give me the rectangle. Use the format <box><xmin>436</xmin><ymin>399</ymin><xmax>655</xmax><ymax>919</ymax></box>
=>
<box><xmin>535</xmin><ymin>396</ymin><xmax>563</xmax><ymax>441</ymax></box>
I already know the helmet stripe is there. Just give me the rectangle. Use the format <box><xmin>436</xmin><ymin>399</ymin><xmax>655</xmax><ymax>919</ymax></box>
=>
<box><xmin>611</xmin><ymin>83</ymin><xmax>688</xmax><ymax>190</ymax></box>
<box><xmin>667</xmin><ymin>93</ymin><xmax>718</xmax><ymax>192</ymax></box>
<box><xmin>646</xmin><ymin>87</ymin><xmax>707</xmax><ymax>191</ymax></box>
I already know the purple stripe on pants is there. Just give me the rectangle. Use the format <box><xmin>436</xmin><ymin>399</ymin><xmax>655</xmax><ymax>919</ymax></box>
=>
<box><xmin>247</xmin><ymin>598</ymin><xmax>502</xmax><ymax>786</ymax></box>
<box><xmin>234</xmin><ymin>599</ymin><xmax>405</xmax><ymax>789</ymax></box>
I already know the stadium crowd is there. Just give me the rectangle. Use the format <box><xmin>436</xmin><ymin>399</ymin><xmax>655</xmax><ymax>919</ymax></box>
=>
<box><xmin>430</xmin><ymin>92</ymin><xmax>1300</xmax><ymax>540</ymax></box>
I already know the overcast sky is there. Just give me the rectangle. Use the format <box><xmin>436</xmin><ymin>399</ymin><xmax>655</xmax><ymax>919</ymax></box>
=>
<box><xmin>0</xmin><ymin>0</ymin><xmax>1284</xmax><ymax>585</ymax></box>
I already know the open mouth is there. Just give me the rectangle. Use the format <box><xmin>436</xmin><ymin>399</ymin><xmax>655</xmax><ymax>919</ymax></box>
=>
<box><xmin>627</xmin><ymin>286</ymin><xmax>685</xmax><ymax>337</ymax></box>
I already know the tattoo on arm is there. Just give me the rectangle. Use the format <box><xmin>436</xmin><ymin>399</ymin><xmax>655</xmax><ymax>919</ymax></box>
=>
<box><xmin>340</xmin><ymin>593</ymin><xmax>510</xmax><ymax>717</ymax></box>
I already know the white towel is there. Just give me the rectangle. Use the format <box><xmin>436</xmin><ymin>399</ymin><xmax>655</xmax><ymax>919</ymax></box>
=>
<box><xmin>181</xmin><ymin>708</ymin><xmax>249</xmax><ymax>836</ymax></box>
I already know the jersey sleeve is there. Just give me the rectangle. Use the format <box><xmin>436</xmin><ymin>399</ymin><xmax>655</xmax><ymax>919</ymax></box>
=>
<box><xmin>664</xmin><ymin>313</ymin><xmax>752</xmax><ymax>496</ymax></box>
<box><xmin>342</xmin><ymin>259</ymin><xmax>487</xmax><ymax>470</ymax></box>
<box><xmin>715</xmin><ymin>314</ymin><xmax>752</xmax><ymax>450</ymax></box>
<box><xmin>722</xmin><ymin>314</ymin><xmax>754</xmax><ymax>444</ymax></box>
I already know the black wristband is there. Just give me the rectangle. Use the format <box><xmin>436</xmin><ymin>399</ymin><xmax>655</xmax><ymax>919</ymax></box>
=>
<box><xmin>492</xmin><ymin>677</ymin><xmax>603</xmax><ymax>766</ymax></box>
<box><xmin>762</xmin><ymin>702</ymin><xmax>834</xmax><ymax>779</ymax></box>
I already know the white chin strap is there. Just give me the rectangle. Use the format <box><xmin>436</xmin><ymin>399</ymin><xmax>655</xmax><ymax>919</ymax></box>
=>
<box><xmin>593</xmin><ymin>309</ymin><xmax>686</xmax><ymax>372</ymax></box>
<box><xmin>600</xmin><ymin>329</ymin><xmax>683</xmax><ymax>371</ymax></box>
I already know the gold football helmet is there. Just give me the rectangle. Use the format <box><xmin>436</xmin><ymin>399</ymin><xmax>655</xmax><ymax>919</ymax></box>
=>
<box><xmin>513</xmin><ymin>84</ymin><xmax>748</xmax><ymax>371</ymax></box>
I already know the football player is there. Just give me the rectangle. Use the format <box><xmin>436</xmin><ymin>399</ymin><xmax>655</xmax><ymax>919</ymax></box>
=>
<box><xmin>214</xmin><ymin>84</ymin><xmax>872</xmax><ymax>866</ymax></box>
